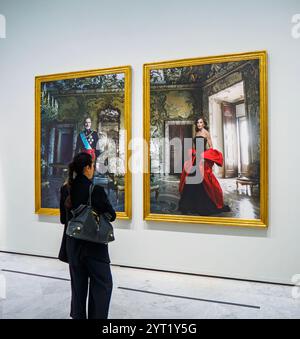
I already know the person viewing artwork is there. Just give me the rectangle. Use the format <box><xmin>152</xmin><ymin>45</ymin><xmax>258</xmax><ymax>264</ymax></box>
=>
<box><xmin>59</xmin><ymin>152</ymin><xmax>116</xmax><ymax>319</ymax></box>
<box><xmin>178</xmin><ymin>117</ymin><xmax>230</xmax><ymax>216</ymax></box>
<box><xmin>75</xmin><ymin>116</ymin><xmax>100</xmax><ymax>162</ymax></box>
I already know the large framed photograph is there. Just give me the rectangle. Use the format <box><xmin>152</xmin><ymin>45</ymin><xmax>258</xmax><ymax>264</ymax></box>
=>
<box><xmin>35</xmin><ymin>66</ymin><xmax>132</xmax><ymax>219</ymax></box>
<box><xmin>144</xmin><ymin>51</ymin><xmax>268</xmax><ymax>227</ymax></box>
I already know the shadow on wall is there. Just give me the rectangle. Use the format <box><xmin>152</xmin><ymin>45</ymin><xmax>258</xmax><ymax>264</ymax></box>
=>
<box><xmin>0</xmin><ymin>143</ymin><xmax>7</xmax><ymax>249</ymax></box>
<box><xmin>37</xmin><ymin>214</ymin><xmax>132</xmax><ymax>230</ymax></box>
<box><xmin>145</xmin><ymin>220</ymin><xmax>269</xmax><ymax>239</ymax></box>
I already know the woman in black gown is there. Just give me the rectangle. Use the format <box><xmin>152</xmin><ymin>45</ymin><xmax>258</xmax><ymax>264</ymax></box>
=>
<box><xmin>178</xmin><ymin>118</ymin><xmax>230</xmax><ymax>216</ymax></box>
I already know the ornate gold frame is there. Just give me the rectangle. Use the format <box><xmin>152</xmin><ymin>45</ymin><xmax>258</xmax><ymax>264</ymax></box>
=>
<box><xmin>35</xmin><ymin>66</ymin><xmax>132</xmax><ymax>219</ymax></box>
<box><xmin>143</xmin><ymin>51</ymin><xmax>268</xmax><ymax>228</ymax></box>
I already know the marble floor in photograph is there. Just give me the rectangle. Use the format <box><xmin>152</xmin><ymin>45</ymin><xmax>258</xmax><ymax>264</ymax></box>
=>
<box><xmin>150</xmin><ymin>176</ymin><xmax>259</xmax><ymax>219</ymax></box>
<box><xmin>0</xmin><ymin>252</ymin><xmax>299</xmax><ymax>319</ymax></box>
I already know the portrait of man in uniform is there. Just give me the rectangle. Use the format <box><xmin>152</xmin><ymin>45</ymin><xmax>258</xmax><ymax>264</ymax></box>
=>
<box><xmin>75</xmin><ymin>116</ymin><xmax>100</xmax><ymax>162</ymax></box>
<box><xmin>35</xmin><ymin>66</ymin><xmax>132</xmax><ymax>219</ymax></box>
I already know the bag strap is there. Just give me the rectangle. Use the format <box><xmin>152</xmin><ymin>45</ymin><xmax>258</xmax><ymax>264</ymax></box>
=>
<box><xmin>88</xmin><ymin>184</ymin><xmax>94</xmax><ymax>207</ymax></box>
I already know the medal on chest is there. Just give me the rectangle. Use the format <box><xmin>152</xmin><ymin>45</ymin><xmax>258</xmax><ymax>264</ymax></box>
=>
<box><xmin>86</xmin><ymin>131</ymin><xmax>94</xmax><ymax>144</ymax></box>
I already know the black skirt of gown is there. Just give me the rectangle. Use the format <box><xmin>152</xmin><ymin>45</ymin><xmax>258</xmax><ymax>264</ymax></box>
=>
<box><xmin>178</xmin><ymin>136</ymin><xmax>230</xmax><ymax>216</ymax></box>
<box><xmin>178</xmin><ymin>180</ymin><xmax>222</xmax><ymax>216</ymax></box>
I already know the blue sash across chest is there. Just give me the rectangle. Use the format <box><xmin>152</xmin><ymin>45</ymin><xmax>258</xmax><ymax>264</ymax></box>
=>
<box><xmin>80</xmin><ymin>132</ymin><xmax>92</xmax><ymax>150</ymax></box>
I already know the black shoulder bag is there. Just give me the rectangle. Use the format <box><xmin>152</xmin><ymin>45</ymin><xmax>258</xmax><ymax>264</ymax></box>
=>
<box><xmin>66</xmin><ymin>184</ymin><xmax>115</xmax><ymax>244</ymax></box>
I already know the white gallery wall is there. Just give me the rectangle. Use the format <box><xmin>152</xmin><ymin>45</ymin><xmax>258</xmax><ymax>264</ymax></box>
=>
<box><xmin>0</xmin><ymin>0</ymin><xmax>299</xmax><ymax>284</ymax></box>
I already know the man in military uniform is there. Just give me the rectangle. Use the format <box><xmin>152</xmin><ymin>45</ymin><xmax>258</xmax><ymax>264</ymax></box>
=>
<box><xmin>75</xmin><ymin>117</ymin><xmax>100</xmax><ymax>162</ymax></box>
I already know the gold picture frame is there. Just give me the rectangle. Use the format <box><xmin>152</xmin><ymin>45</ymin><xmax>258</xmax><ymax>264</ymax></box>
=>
<box><xmin>144</xmin><ymin>51</ymin><xmax>268</xmax><ymax>227</ymax></box>
<box><xmin>35</xmin><ymin>66</ymin><xmax>132</xmax><ymax>219</ymax></box>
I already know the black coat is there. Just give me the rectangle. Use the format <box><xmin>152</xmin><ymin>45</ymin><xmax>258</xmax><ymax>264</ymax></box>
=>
<box><xmin>59</xmin><ymin>174</ymin><xmax>116</xmax><ymax>265</ymax></box>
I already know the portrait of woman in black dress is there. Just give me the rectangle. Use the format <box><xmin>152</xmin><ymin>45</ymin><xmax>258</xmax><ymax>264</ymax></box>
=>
<box><xmin>178</xmin><ymin>118</ymin><xmax>230</xmax><ymax>216</ymax></box>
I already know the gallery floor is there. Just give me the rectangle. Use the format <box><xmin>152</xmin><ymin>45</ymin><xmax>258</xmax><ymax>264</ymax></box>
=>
<box><xmin>0</xmin><ymin>252</ymin><xmax>299</xmax><ymax>319</ymax></box>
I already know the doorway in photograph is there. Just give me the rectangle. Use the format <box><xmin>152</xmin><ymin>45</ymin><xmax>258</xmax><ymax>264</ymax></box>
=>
<box><xmin>208</xmin><ymin>80</ymin><xmax>259</xmax><ymax>219</ymax></box>
<box><xmin>166</xmin><ymin>121</ymin><xmax>194</xmax><ymax>176</ymax></box>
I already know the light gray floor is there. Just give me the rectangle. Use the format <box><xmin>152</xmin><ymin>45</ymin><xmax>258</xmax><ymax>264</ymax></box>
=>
<box><xmin>0</xmin><ymin>252</ymin><xmax>299</xmax><ymax>319</ymax></box>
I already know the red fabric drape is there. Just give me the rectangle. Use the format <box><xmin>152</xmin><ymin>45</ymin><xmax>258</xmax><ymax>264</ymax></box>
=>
<box><xmin>83</xmin><ymin>148</ymin><xmax>96</xmax><ymax>161</ymax></box>
<box><xmin>179</xmin><ymin>148</ymin><xmax>224</xmax><ymax>209</ymax></box>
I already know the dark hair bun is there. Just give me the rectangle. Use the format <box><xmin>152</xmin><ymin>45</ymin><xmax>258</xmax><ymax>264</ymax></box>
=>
<box><xmin>68</xmin><ymin>152</ymin><xmax>93</xmax><ymax>186</ymax></box>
